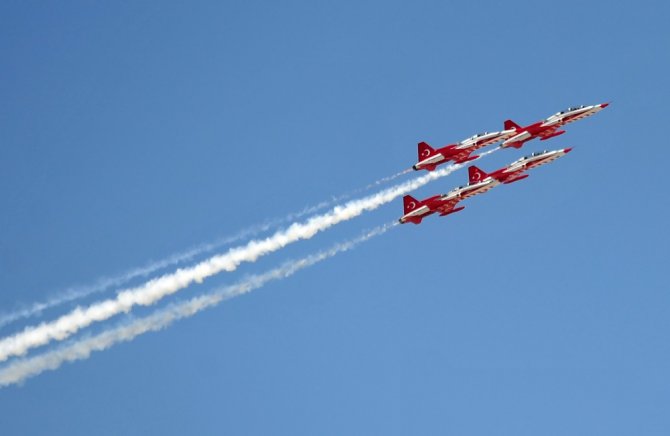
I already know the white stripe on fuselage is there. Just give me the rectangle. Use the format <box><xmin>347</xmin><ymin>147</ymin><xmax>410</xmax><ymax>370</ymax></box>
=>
<box><xmin>443</xmin><ymin>178</ymin><xmax>499</xmax><ymax>201</ymax></box>
<box><xmin>541</xmin><ymin>105</ymin><xmax>601</xmax><ymax>127</ymax></box>
<box><xmin>416</xmin><ymin>154</ymin><xmax>445</xmax><ymax>167</ymax></box>
<box><xmin>456</xmin><ymin>129</ymin><xmax>516</xmax><ymax>149</ymax></box>
<box><xmin>502</xmin><ymin>130</ymin><xmax>532</xmax><ymax>146</ymax></box>
<box><xmin>404</xmin><ymin>205</ymin><xmax>431</xmax><ymax>219</ymax></box>
<box><xmin>504</xmin><ymin>150</ymin><xmax>564</xmax><ymax>173</ymax></box>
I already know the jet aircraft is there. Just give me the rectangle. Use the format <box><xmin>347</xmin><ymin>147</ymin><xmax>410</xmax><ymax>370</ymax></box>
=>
<box><xmin>413</xmin><ymin>130</ymin><xmax>515</xmax><ymax>172</ymax></box>
<box><xmin>400</xmin><ymin>147</ymin><xmax>572</xmax><ymax>224</ymax></box>
<box><xmin>501</xmin><ymin>103</ymin><xmax>608</xmax><ymax>149</ymax></box>
<box><xmin>471</xmin><ymin>147</ymin><xmax>572</xmax><ymax>184</ymax></box>
<box><xmin>399</xmin><ymin>172</ymin><xmax>499</xmax><ymax>224</ymax></box>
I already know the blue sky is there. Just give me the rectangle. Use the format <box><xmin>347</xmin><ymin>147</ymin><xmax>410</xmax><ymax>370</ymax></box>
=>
<box><xmin>1</xmin><ymin>1</ymin><xmax>668</xmax><ymax>434</ymax></box>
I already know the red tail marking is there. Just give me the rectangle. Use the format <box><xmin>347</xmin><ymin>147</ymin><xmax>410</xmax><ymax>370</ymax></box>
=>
<box><xmin>403</xmin><ymin>195</ymin><xmax>421</xmax><ymax>214</ymax></box>
<box><xmin>468</xmin><ymin>165</ymin><xmax>488</xmax><ymax>184</ymax></box>
<box><xmin>417</xmin><ymin>142</ymin><xmax>436</xmax><ymax>161</ymax></box>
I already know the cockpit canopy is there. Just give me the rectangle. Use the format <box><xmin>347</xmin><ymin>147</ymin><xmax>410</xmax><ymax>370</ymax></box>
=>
<box><xmin>558</xmin><ymin>105</ymin><xmax>586</xmax><ymax>114</ymax></box>
<box><xmin>464</xmin><ymin>132</ymin><xmax>488</xmax><ymax>141</ymax></box>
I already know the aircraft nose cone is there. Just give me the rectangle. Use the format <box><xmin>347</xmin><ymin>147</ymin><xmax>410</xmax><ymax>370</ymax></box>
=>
<box><xmin>600</xmin><ymin>102</ymin><xmax>610</xmax><ymax>108</ymax></box>
<box><xmin>564</xmin><ymin>147</ymin><xmax>573</xmax><ymax>153</ymax></box>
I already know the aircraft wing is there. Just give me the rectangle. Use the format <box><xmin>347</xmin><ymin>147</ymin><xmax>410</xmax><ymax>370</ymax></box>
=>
<box><xmin>436</xmin><ymin>198</ymin><xmax>462</xmax><ymax>216</ymax></box>
<box><xmin>537</xmin><ymin>125</ymin><xmax>566</xmax><ymax>141</ymax></box>
<box><xmin>450</xmin><ymin>149</ymin><xmax>476</xmax><ymax>163</ymax></box>
<box><xmin>537</xmin><ymin>126</ymin><xmax>561</xmax><ymax>138</ymax></box>
<box><xmin>490</xmin><ymin>166</ymin><xmax>529</xmax><ymax>184</ymax></box>
<box><xmin>501</xmin><ymin>172</ymin><xmax>529</xmax><ymax>184</ymax></box>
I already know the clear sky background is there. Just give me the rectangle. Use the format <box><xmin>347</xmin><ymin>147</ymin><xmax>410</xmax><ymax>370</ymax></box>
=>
<box><xmin>1</xmin><ymin>1</ymin><xmax>668</xmax><ymax>434</ymax></box>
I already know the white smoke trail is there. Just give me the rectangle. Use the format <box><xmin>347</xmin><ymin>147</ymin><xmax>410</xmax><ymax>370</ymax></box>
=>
<box><xmin>478</xmin><ymin>146</ymin><xmax>502</xmax><ymax>158</ymax></box>
<box><xmin>1</xmin><ymin>146</ymin><xmax>498</xmax><ymax>331</ymax></box>
<box><xmin>364</xmin><ymin>168</ymin><xmax>413</xmax><ymax>190</ymax></box>
<box><xmin>286</xmin><ymin>168</ymin><xmax>414</xmax><ymax>219</ymax></box>
<box><xmin>325</xmin><ymin>169</ymin><xmax>413</xmax><ymax>202</ymax></box>
<box><xmin>0</xmin><ymin>162</ymin><xmax>463</xmax><ymax>362</ymax></box>
<box><xmin>0</xmin><ymin>222</ymin><xmax>275</xmax><ymax>330</ymax></box>
<box><xmin>0</xmin><ymin>223</ymin><xmax>396</xmax><ymax>388</ymax></box>
<box><xmin>0</xmin><ymin>171</ymin><xmax>411</xmax><ymax>329</ymax></box>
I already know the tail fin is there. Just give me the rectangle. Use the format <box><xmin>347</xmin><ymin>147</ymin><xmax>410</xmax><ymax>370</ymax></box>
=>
<box><xmin>504</xmin><ymin>119</ymin><xmax>522</xmax><ymax>130</ymax></box>
<box><xmin>418</xmin><ymin>142</ymin><xmax>436</xmax><ymax>161</ymax></box>
<box><xmin>468</xmin><ymin>165</ymin><xmax>489</xmax><ymax>184</ymax></box>
<box><xmin>403</xmin><ymin>195</ymin><xmax>422</xmax><ymax>214</ymax></box>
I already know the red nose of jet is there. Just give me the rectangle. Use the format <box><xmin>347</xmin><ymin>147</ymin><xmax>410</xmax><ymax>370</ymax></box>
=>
<box><xmin>600</xmin><ymin>102</ymin><xmax>610</xmax><ymax>108</ymax></box>
<box><xmin>564</xmin><ymin>147</ymin><xmax>573</xmax><ymax>153</ymax></box>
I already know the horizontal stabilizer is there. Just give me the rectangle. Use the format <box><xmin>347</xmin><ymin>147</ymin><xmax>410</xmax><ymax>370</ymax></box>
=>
<box><xmin>399</xmin><ymin>215</ymin><xmax>423</xmax><ymax>225</ymax></box>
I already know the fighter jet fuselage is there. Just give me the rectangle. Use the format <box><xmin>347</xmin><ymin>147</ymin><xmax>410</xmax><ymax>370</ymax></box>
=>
<box><xmin>502</xmin><ymin>103</ymin><xmax>608</xmax><ymax>149</ymax></box>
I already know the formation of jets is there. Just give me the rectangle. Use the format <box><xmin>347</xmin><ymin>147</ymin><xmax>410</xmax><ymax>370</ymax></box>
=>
<box><xmin>400</xmin><ymin>103</ymin><xmax>608</xmax><ymax>224</ymax></box>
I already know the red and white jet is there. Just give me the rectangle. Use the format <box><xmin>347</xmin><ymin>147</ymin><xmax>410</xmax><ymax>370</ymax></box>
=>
<box><xmin>399</xmin><ymin>169</ymin><xmax>500</xmax><ymax>224</ymax></box>
<box><xmin>413</xmin><ymin>130</ymin><xmax>516</xmax><ymax>172</ymax></box>
<box><xmin>400</xmin><ymin>147</ymin><xmax>572</xmax><ymax>224</ymax></box>
<box><xmin>502</xmin><ymin>103</ymin><xmax>609</xmax><ymax>149</ymax></box>
<box><xmin>473</xmin><ymin>147</ymin><xmax>573</xmax><ymax>184</ymax></box>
